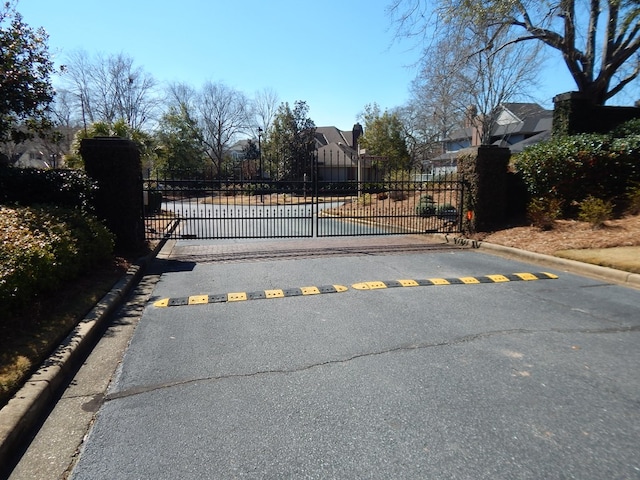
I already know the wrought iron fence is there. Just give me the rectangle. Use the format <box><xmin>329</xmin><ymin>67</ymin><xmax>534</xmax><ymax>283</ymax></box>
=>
<box><xmin>143</xmin><ymin>150</ymin><xmax>462</xmax><ymax>240</ymax></box>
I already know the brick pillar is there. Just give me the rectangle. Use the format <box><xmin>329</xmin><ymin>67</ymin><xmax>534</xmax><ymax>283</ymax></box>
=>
<box><xmin>80</xmin><ymin>137</ymin><xmax>144</xmax><ymax>253</ymax></box>
<box><xmin>457</xmin><ymin>146</ymin><xmax>511</xmax><ymax>234</ymax></box>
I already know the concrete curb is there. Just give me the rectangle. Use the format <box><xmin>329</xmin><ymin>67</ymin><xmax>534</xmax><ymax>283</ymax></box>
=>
<box><xmin>0</xmin><ymin>231</ymin><xmax>176</xmax><ymax>470</ymax></box>
<box><xmin>441</xmin><ymin>234</ymin><xmax>640</xmax><ymax>290</ymax></box>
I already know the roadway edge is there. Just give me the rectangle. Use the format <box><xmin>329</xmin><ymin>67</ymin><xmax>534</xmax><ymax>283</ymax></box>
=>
<box><xmin>0</xmin><ymin>232</ymin><xmax>176</xmax><ymax>471</ymax></box>
<box><xmin>441</xmin><ymin>234</ymin><xmax>640</xmax><ymax>290</ymax></box>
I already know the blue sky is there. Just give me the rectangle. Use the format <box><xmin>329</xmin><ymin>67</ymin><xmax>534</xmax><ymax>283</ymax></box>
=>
<box><xmin>17</xmin><ymin>0</ymin><xmax>589</xmax><ymax>131</ymax></box>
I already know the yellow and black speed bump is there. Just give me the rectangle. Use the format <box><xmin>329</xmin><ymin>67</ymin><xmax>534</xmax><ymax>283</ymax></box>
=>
<box><xmin>154</xmin><ymin>285</ymin><xmax>349</xmax><ymax>308</ymax></box>
<box><xmin>153</xmin><ymin>272</ymin><xmax>557</xmax><ymax>308</ymax></box>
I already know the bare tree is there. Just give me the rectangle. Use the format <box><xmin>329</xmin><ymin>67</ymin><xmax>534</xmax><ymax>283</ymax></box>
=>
<box><xmin>62</xmin><ymin>50</ymin><xmax>159</xmax><ymax>130</ymax></box>
<box><xmin>389</xmin><ymin>0</ymin><xmax>640</xmax><ymax>105</ymax></box>
<box><xmin>460</xmin><ymin>20</ymin><xmax>542</xmax><ymax>144</ymax></box>
<box><xmin>406</xmin><ymin>35</ymin><xmax>468</xmax><ymax>158</ymax></box>
<box><xmin>252</xmin><ymin>87</ymin><xmax>279</xmax><ymax>136</ymax></box>
<box><xmin>404</xmin><ymin>16</ymin><xmax>540</xmax><ymax>148</ymax></box>
<box><xmin>197</xmin><ymin>81</ymin><xmax>251</xmax><ymax>175</ymax></box>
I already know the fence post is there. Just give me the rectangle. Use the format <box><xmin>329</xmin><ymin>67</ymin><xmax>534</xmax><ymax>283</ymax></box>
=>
<box><xmin>457</xmin><ymin>146</ymin><xmax>511</xmax><ymax>235</ymax></box>
<box><xmin>80</xmin><ymin>137</ymin><xmax>145</xmax><ymax>253</ymax></box>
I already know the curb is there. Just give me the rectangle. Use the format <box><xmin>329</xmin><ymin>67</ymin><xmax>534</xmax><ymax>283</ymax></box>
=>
<box><xmin>442</xmin><ymin>234</ymin><xmax>640</xmax><ymax>290</ymax></box>
<box><xmin>0</xmin><ymin>230</ymin><xmax>175</xmax><ymax>470</ymax></box>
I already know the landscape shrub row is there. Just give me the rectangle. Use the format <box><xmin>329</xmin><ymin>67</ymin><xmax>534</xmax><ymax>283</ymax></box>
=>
<box><xmin>0</xmin><ymin>205</ymin><xmax>114</xmax><ymax>314</ymax></box>
<box><xmin>0</xmin><ymin>167</ymin><xmax>97</xmax><ymax>211</ymax></box>
<box><xmin>515</xmin><ymin>119</ymin><xmax>640</xmax><ymax>219</ymax></box>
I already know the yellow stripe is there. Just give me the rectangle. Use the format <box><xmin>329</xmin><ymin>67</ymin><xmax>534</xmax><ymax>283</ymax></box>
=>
<box><xmin>486</xmin><ymin>274</ymin><xmax>510</xmax><ymax>283</ymax></box>
<box><xmin>188</xmin><ymin>295</ymin><xmax>209</xmax><ymax>305</ymax></box>
<box><xmin>265</xmin><ymin>289</ymin><xmax>285</xmax><ymax>298</ymax></box>
<box><xmin>399</xmin><ymin>279</ymin><xmax>419</xmax><ymax>287</ymax></box>
<box><xmin>334</xmin><ymin>285</ymin><xmax>349</xmax><ymax>292</ymax></box>
<box><xmin>514</xmin><ymin>273</ymin><xmax>538</xmax><ymax>281</ymax></box>
<box><xmin>429</xmin><ymin>278</ymin><xmax>450</xmax><ymax>285</ymax></box>
<box><xmin>367</xmin><ymin>281</ymin><xmax>388</xmax><ymax>290</ymax></box>
<box><xmin>301</xmin><ymin>286</ymin><xmax>320</xmax><ymax>295</ymax></box>
<box><xmin>460</xmin><ymin>276</ymin><xmax>480</xmax><ymax>284</ymax></box>
<box><xmin>541</xmin><ymin>272</ymin><xmax>559</xmax><ymax>279</ymax></box>
<box><xmin>227</xmin><ymin>292</ymin><xmax>248</xmax><ymax>302</ymax></box>
<box><xmin>154</xmin><ymin>298</ymin><xmax>169</xmax><ymax>308</ymax></box>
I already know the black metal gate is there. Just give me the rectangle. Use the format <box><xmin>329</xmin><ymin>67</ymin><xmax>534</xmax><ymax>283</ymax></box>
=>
<box><xmin>143</xmin><ymin>151</ymin><xmax>463</xmax><ymax>240</ymax></box>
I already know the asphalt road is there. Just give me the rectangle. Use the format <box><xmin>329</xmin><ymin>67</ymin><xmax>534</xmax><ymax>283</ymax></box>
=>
<box><xmin>11</xmin><ymin>237</ymin><xmax>640</xmax><ymax>479</ymax></box>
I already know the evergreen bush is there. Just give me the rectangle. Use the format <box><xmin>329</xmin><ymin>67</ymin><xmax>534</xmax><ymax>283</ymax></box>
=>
<box><xmin>514</xmin><ymin>132</ymin><xmax>640</xmax><ymax>216</ymax></box>
<box><xmin>0</xmin><ymin>206</ymin><xmax>114</xmax><ymax>314</ymax></box>
<box><xmin>0</xmin><ymin>167</ymin><xmax>96</xmax><ymax>211</ymax></box>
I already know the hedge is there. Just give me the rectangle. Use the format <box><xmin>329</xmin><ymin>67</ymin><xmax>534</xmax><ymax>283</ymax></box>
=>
<box><xmin>0</xmin><ymin>167</ymin><xmax>96</xmax><ymax>212</ymax></box>
<box><xmin>0</xmin><ymin>205</ymin><xmax>114</xmax><ymax>315</ymax></box>
<box><xmin>514</xmin><ymin>130</ymin><xmax>640</xmax><ymax>216</ymax></box>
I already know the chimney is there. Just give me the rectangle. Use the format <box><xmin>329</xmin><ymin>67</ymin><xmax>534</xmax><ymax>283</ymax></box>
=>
<box><xmin>352</xmin><ymin>123</ymin><xmax>363</xmax><ymax>150</ymax></box>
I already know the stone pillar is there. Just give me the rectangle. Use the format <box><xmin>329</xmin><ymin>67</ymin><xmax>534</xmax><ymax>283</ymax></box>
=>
<box><xmin>553</xmin><ymin>91</ymin><xmax>640</xmax><ymax>136</ymax></box>
<box><xmin>80</xmin><ymin>137</ymin><xmax>144</xmax><ymax>253</ymax></box>
<box><xmin>457</xmin><ymin>146</ymin><xmax>511</xmax><ymax>235</ymax></box>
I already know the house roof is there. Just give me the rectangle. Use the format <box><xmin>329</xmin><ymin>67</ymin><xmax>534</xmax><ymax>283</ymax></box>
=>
<box><xmin>316</xmin><ymin>142</ymin><xmax>357</xmax><ymax>166</ymax></box>
<box><xmin>508</xmin><ymin>129</ymin><xmax>552</xmax><ymax>153</ymax></box>
<box><xmin>493</xmin><ymin>113</ymin><xmax>552</xmax><ymax>140</ymax></box>
<box><xmin>315</xmin><ymin>126</ymin><xmax>356</xmax><ymax>149</ymax></box>
<box><xmin>499</xmin><ymin>103</ymin><xmax>548</xmax><ymax>122</ymax></box>
<box><xmin>443</xmin><ymin>103</ymin><xmax>552</xmax><ymax>146</ymax></box>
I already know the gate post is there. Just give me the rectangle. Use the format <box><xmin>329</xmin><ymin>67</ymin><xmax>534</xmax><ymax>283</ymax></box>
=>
<box><xmin>80</xmin><ymin>137</ymin><xmax>145</xmax><ymax>253</ymax></box>
<box><xmin>457</xmin><ymin>146</ymin><xmax>511</xmax><ymax>235</ymax></box>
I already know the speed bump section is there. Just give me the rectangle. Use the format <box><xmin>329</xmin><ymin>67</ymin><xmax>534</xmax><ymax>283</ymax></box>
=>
<box><xmin>188</xmin><ymin>295</ymin><xmax>209</xmax><ymax>305</ymax></box>
<box><xmin>152</xmin><ymin>273</ymin><xmax>558</xmax><ymax>308</ymax></box>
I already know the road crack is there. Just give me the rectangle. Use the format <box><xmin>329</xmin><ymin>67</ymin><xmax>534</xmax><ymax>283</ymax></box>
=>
<box><xmin>104</xmin><ymin>325</ymin><xmax>639</xmax><ymax>402</ymax></box>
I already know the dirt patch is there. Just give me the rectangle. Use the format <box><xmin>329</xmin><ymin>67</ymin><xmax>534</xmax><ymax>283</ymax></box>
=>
<box><xmin>476</xmin><ymin>215</ymin><xmax>640</xmax><ymax>256</ymax></box>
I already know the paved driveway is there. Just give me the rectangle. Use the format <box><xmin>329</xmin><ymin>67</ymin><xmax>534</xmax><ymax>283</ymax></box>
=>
<box><xmin>40</xmin><ymin>237</ymin><xmax>640</xmax><ymax>478</ymax></box>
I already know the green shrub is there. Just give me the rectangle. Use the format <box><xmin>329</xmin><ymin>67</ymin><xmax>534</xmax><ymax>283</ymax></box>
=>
<box><xmin>514</xmin><ymin>133</ymin><xmax>640</xmax><ymax>216</ymax></box>
<box><xmin>385</xmin><ymin>169</ymin><xmax>416</xmax><ymax>201</ymax></box>
<box><xmin>0</xmin><ymin>167</ymin><xmax>97</xmax><ymax>212</ymax></box>
<box><xmin>0</xmin><ymin>206</ymin><xmax>114</xmax><ymax>314</ymax></box>
<box><xmin>416</xmin><ymin>195</ymin><xmax>436</xmax><ymax>216</ymax></box>
<box><xmin>610</xmin><ymin>118</ymin><xmax>640</xmax><ymax>138</ymax></box>
<box><xmin>357</xmin><ymin>193</ymin><xmax>372</xmax><ymax>206</ymax></box>
<box><xmin>527</xmin><ymin>197</ymin><xmax>563</xmax><ymax>230</ymax></box>
<box><xmin>626</xmin><ymin>184</ymin><xmax>640</xmax><ymax>215</ymax></box>
<box><xmin>436</xmin><ymin>204</ymin><xmax>458</xmax><ymax>220</ymax></box>
<box><xmin>578</xmin><ymin>196</ymin><xmax>613</xmax><ymax>228</ymax></box>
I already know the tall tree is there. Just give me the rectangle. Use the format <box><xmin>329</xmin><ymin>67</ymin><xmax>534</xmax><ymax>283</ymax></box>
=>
<box><xmin>62</xmin><ymin>50</ymin><xmax>159</xmax><ymax>130</ymax></box>
<box><xmin>252</xmin><ymin>87</ymin><xmax>280</xmax><ymax>137</ymax></box>
<box><xmin>155</xmin><ymin>105</ymin><xmax>207</xmax><ymax>175</ymax></box>
<box><xmin>404</xmin><ymin>35</ymin><xmax>469</xmax><ymax>159</ymax></box>
<box><xmin>198</xmin><ymin>81</ymin><xmax>251</xmax><ymax>176</ymax></box>
<box><xmin>389</xmin><ymin>0</ymin><xmax>640</xmax><ymax>105</ymax></box>
<box><xmin>0</xmin><ymin>1</ymin><xmax>55</xmax><ymax>146</ymax></box>
<box><xmin>358</xmin><ymin>104</ymin><xmax>411</xmax><ymax>170</ymax></box>
<box><xmin>264</xmin><ymin>101</ymin><xmax>316</xmax><ymax>181</ymax></box>
<box><xmin>165</xmin><ymin>81</ymin><xmax>251</xmax><ymax>177</ymax></box>
<box><xmin>460</xmin><ymin>19</ymin><xmax>542</xmax><ymax>144</ymax></box>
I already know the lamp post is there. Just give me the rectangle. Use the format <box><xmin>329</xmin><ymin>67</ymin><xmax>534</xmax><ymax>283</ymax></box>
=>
<box><xmin>257</xmin><ymin>127</ymin><xmax>263</xmax><ymax>202</ymax></box>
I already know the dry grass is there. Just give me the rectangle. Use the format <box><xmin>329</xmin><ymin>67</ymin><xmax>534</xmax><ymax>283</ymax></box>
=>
<box><xmin>555</xmin><ymin>246</ymin><xmax>640</xmax><ymax>274</ymax></box>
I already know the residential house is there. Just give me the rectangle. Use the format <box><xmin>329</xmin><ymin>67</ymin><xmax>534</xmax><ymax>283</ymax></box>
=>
<box><xmin>314</xmin><ymin>124</ymin><xmax>384</xmax><ymax>182</ymax></box>
<box><xmin>229</xmin><ymin>124</ymin><xmax>381</xmax><ymax>182</ymax></box>
<box><xmin>429</xmin><ymin>103</ymin><xmax>552</xmax><ymax>173</ymax></box>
